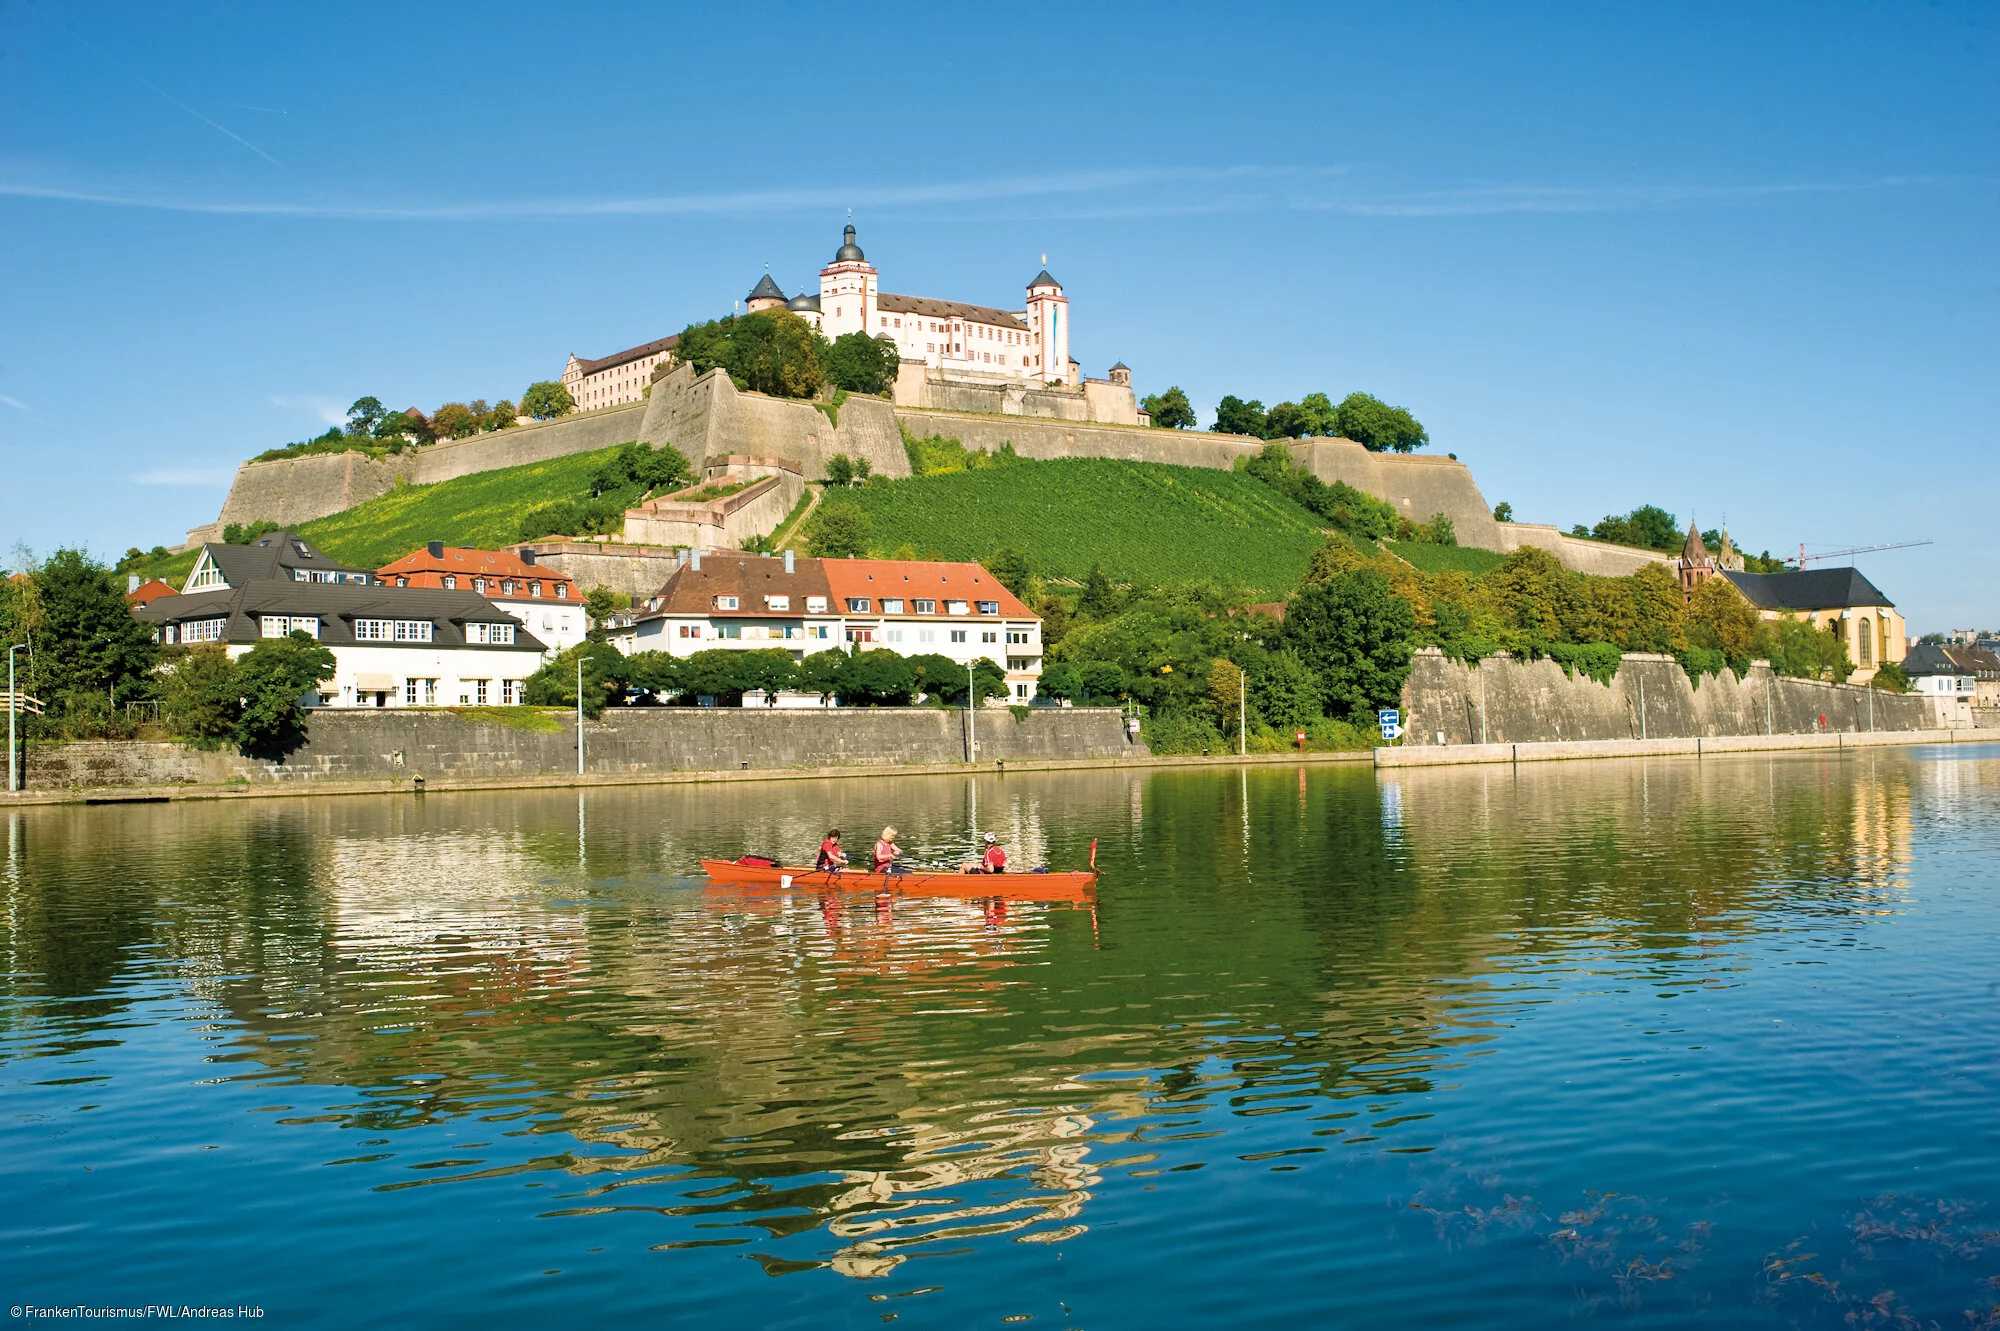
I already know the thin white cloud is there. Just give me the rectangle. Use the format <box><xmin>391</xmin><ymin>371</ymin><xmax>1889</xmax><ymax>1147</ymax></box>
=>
<box><xmin>65</xmin><ymin>29</ymin><xmax>285</xmax><ymax>170</ymax></box>
<box><xmin>0</xmin><ymin>166</ymin><xmax>1323</xmax><ymax>220</ymax></box>
<box><xmin>0</xmin><ymin>394</ymin><xmax>26</xmax><ymax>411</ymax></box>
<box><xmin>268</xmin><ymin>394</ymin><xmax>346</xmax><ymax>426</ymax></box>
<box><xmin>136</xmin><ymin>467</ymin><xmax>234</xmax><ymax>487</ymax></box>
<box><xmin>1295</xmin><ymin>176</ymin><xmax>1963</xmax><ymax>217</ymax></box>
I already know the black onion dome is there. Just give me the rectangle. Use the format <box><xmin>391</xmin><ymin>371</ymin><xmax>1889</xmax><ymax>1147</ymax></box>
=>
<box><xmin>834</xmin><ymin>224</ymin><xmax>865</xmax><ymax>262</ymax></box>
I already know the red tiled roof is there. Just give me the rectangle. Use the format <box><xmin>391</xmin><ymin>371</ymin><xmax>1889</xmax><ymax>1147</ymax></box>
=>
<box><xmin>124</xmin><ymin>579</ymin><xmax>178</xmax><ymax>608</ymax></box>
<box><xmin>645</xmin><ymin>556</ymin><xmax>834</xmax><ymax>618</ymax></box>
<box><xmin>573</xmin><ymin>334</ymin><xmax>680</xmax><ymax>376</ymax></box>
<box><xmin>878</xmin><ymin>292</ymin><xmax>1028</xmax><ymax>332</ymax></box>
<box><xmin>821</xmin><ymin>559</ymin><xmax>1035</xmax><ymax>618</ymax></box>
<box><xmin>378</xmin><ymin>546</ymin><xmax>577</xmax><ymax>590</ymax></box>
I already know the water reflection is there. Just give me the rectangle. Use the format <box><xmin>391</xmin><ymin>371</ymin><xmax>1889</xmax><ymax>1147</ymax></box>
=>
<box><xmin>3</xmin><ymin>748</ymin><xmax>1997</xmax><ymax>1325</ymax></box>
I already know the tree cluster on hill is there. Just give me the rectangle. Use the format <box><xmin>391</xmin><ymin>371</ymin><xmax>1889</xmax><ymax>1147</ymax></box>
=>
<box><xmin>1207</xmin><ymin>391</ymin><xmax>1429</xmax><ymax>452</ymax></box>
<box><xmin>1569</xmin><ymin>504</ymin><xmax>1787</xmax><ymax>570</ymax></box>
<box><xmin>0</xmin><ymin>549</ymin><xmax>336</xmax><ymax>754</ymax></box>
<box><xmin>515</xmin><ymin>442</ymin><xmax>693</xmax><ymax>543</ymax></box>
<box><xmin>519</xmin><ymin>642</ymin><xmax>1006</xmax><ymax>718</ymax></box>
<box><xmin>671</xmin><ymin>311</ymin><xmax>901</xmax><ymax>400</ymax></box>
<box><xmin>254</xmin><ymin>394</ymin><xmax>527</xmax><ymax>464</ymax></box>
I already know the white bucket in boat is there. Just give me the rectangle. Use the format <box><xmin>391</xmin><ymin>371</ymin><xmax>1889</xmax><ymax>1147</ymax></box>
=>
<box><xmin>779</xmin><ymin>874</ymin><xmax>792</xmax><ymax>888</ymax></box>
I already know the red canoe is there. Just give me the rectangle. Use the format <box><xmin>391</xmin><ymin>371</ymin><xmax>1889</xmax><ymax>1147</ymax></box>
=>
<box><xmin>700</xmin><ymin>859</ymin><xmax>1096</xmax><ymax>903</ymax></box>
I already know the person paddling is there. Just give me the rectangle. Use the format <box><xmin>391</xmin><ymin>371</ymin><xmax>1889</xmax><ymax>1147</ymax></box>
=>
<box><xmin>980</xmin><ymin>832</ymin><xmax>1007</xmax><ymax>874</ymax></box>
<box><xmin>816</xmin><ymin>828</ymin><xmax>848</xmax><ymax>873</ymax></box>
<box><xmin>872</xmin><ymin>826</ymin><xmax>904</xmax><ymax>875</ymax></box>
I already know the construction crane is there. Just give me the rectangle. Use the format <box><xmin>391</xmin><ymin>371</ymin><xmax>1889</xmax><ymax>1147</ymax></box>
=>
<box><xmin>1786</xmin><ymin>540</ymin><xmax>1931</xmax><ymax>568</ymax></box>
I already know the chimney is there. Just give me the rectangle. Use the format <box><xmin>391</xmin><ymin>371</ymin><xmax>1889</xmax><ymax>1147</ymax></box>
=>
<box><xmin>690</xmin><ymin>549</ymin><xmax>702</xmax><ymax>571</ymax></box>
<box><xmin>783</xmin><ymin>549</ymin><xmax>795</xmax><ymax>574</ymax></box>
<box><xmin>128</xmin><ymin>573</ymin><xmax>141</xmax><ymax>593</ymax></box>
<box><xmin>519</xmin><ymin>548</ymin><xmax>536</xmax><ymax>565</ymax></box>
<box><xmin>427</xmin><ymin>540</ymin><xmax>444</xmax><ymax>558</ymax></box>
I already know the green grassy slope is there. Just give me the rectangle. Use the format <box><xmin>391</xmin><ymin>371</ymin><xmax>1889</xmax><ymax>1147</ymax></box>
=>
<box><xmin>1387</xmin><ymin>541</ymin><xmax>1507</xmax><ymax>577</ymax></box>
<box><xmin>842</xmin><ymin>457</ymin><xmax>1335</xmax><ymax>596</ymax></box>
<box><xmin>294</xmin><ymin>446</ymin><xmax>623</xmax><ymax>569</ymax></box>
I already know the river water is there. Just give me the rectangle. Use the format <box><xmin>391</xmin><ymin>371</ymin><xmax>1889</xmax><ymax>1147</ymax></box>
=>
<box><xmin>3</xmin><ymin>746</ymin><xmax>1998</xmax><ymax>1327</ymax></box>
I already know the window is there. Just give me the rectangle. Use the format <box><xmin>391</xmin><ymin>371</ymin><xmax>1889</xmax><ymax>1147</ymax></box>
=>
<box><xmin>397</xmin><ymin>620</ymin><xmax>432</xmax><ymax>642</ymax></box>
<box><xmin>556</xmin><ymin>585</ymin><xmax>568</xmax><ymax>598</ymax></box>
<box><xmin>882</xmin><ymin>598</ymin><xmax>904</xmax><ymax>614</ymax></box>
<box><xmin>468</xmin><ymin>622</ymin><xmax>515</xmax><ymax>645</ymax></box>
<box><xmin>529</xmin><ymin>582</ymin><xmax>541</xmax><ymax>597</ymax></box>
<box><xmin>886</xmin><ymin>629</ymin><xmax>904</xmax><ymax>643</ymax></box>
<box><xmin>919</xmin><ymin>629</ymin><xmax>937</xmax><ymax>644</ymax></box>
<box><xmin>808</xmin><ymin>625</ymin><xmax>829</xmax><ymax>639</ymax></box>
<box><xmin>679</xmin><ymin>625</ymin><xmax>701</xmax><ymax>639</ymax></box>
<box><xmin>1007</xmin><ymin>629</ymin><xmax>1031</xmax><ymax>644</ymax></box>
<box><xmin>502</xmin><ymin>580</ymin><xmax>514</xmax><ymax>595</ymax></box>
<box><xmin>261</xmin><ymin>615</ymin><xmax>318</xmax><ymax>639</ymax></box>
<box><xmin>845</xmin><ymin>628</ymin><xmax>874</xmax><ymax>644</ymax></box>
<box><xmin>443</xmin><ymin>575</ymin><xmax>456</xmax><ymax>590</ymax></box>
<box><xmin>355</xmin><ymin>619</ymin><xmax>391</xmax><ymax>641</ymax></box>
<box><xmin>405</xmin><ymin>678</ymin><xmax>421</xmax><ymax>705</ymax></box>
<box><xmin>182</xmin><ymin>617</ymin><xmax>228</xmax><ymax>643</ymax></box>
<box><xmin>395</xmin><ymin>576</ymin><xmax>408</xmax><ymax>587</ymax></box>
<box><xmin>500</xmin><ymin>679</ymin><xmax>518</xmax><ymax>705</ymax></box>
<box><xmin>977</xmin><ymin>600</ymin><xmax>999</xmax><ymax>615</ymax></box>
<box><xmin>982</xmin><ymin>630</ymin><xmax>999</xmax><ymax>644</ymax></box>
<box><xmin>765</xmin><ymin>594</ymin><xmax>790</xmax><ymax>610</ymax></box>
<box><xmin>714</xmin><ymin>595</ymin><xmax>739</xmax><ymax>610</ymax></box>
<box><xmin>845</xmin><ymin>597</ymin><xmax>871</xmax><ymax>613</ymax></box>
<box><xmin>1009</xmin><ymin>657</ymin><xmax>1033</xmax><ymax>671</ymax></box>
<box><xmin>950</xmin><ymin>629</ymin><xmax>967</xmax><ymax>644</ymax></box>
<box><xmin>474</xmin><ymin>578</ymin><xmax>486</xmax><ymax>593</ymax></box>
<box><xmin>913</xmin><ymin>598</ymin><xmax>937</xmax><ymax>614</ymax></box>
<box><xmin>472</xmin><ymin>679</ymin><xmax>489</xmax><ymax>705</ymax></box>
<box><xmin>947</xmin><ymin>600</ymin><xmax>969</xmax><ymax>615</ymax></box>
<box><xmin>721</xmin><ymin>624</ymin><xmax>741</xmax><ymax>639</ymax></box>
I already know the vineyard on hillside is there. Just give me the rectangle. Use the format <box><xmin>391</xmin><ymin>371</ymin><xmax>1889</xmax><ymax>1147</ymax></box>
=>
<box><xmin>1386</xmin><ymin>541</ymin><xmax>1507</xmax><ymax>577</ymax></box>
<box><xmin>841</xmin><ymin>457</ymin><xmax>1337</xmax><ymax>596</ymax></box>
<box><xmin>295</xmin><ymin>445</ymin><xmax>629</xmax><ymax>569</ymax></box>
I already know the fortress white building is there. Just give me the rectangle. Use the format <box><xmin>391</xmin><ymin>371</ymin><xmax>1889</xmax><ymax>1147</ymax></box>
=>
<box><xmin>562</xmin><ymin>224</ymin><xmax>1089</xmax><ymax>412</ymax></box>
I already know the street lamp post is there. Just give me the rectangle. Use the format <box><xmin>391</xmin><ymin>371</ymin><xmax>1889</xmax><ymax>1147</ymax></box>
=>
<box><xmin>7</xmin><ymin>643</ymin><xmax>23</xmax><ymax>794</ymax></box>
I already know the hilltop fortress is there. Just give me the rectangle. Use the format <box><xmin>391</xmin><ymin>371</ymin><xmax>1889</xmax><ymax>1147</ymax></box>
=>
<box><xmin>190</xmin><ymin>223</ymin><xmax>1667</xmax><ymax>581</ymax></box>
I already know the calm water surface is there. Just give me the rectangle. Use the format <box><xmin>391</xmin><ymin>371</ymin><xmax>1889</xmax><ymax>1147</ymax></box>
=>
<box><xmin>4</xmin><ymin>746</ymin><xmax>1999</xmax><ymax>1327</ymax></box>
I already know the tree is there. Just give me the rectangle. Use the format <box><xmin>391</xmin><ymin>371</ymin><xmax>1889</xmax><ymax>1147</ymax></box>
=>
<box><xmin>521</xmin><ymin>381</ymin><xmax>574</xmax><ymax>420</ymax></box>
<box><xmin>1492</xmin><ymin>501</ymin><xmax>1514</xmax><ymax>523</ymax></box>
<box><xmin>522</xmin><ymin>641</ymin><xmax>628</xmax><ymax>716</ymax></box>
<box><xmin>160</xmin><ymin>645</ymin><xmax>240</xmax><ymax>742</ymax></box>
<box><xmin>32</xmin><ymin>548</ymin><xmax>160</xmax><ymax>712</ymax></box>
<box><xmin>1686</xmin><ymin>577</ymin><xmax>1762</xmax><ymax>665</ymax></box>
<box><xmin>431</xmin><ymin>402</ymin><xmax>480</xmax><ymax>440</ymax></box>
<box><xmin>1207</xmin><ymin>658</ymin><xmax>1245</xmax><ymax>730</ymax></box>
<box><xmin>1078</xmin><ymin>660</ymin><xmax>1124</xmax><ymax>702</ymax></box>
<box><xmin>232</xmin><ymin>631</ymin><xmax>336</xmax><ymax>757</ymax></box>
<box><xmin>1283</xmin><ymin>567</ymin><xmax>1416</xmax><ymax>722</ymax></box>
<box><xmin>222</xmin><ymin>520</ymin><xmax>280</xmax><ymax>545</ymax></box>
<box><xmin>1266</xmin><ymin>392</ymin><xmax>1339</xmax><ymax>439</ymax></box>
<box><xmin>733</xmin><ymin>648</ymin><xmax>798</xmax><ymax>699</ymax></box>
<box><xmin>1037</xmin><ymin>661</ymin><xmax>1081</xmax><ymax>703</ymax></box>
<box><xmin>1211</xmin><ymin>395</ymin><xmax>1268</xmax><ymax>438</ymax></box>
<box><xmin>1590</xmin><ymin>505</ymin><xmax>1681</xmax><ymax>552</ymax></box>
<box><xmin>486</xmin><ymin>399</ymin><xmax>518</xmax><ymax>431</ymax></box>
<box><xmin>584</xmin><ymin>587</ymin><xmax>625</xmax><ymax>642</ymax></box>
<box><xmin>624</xmin><ymin>651</ymin><xmax>685</xmax><ymax>703</ymax></box>
<box><xmin>797</xmin><ymin>649</ymin><xmax>848</xmax><ymax>701</ymax></box>
<box><xmin>591</xmin><ymin>441</ymin><xmax>692</xmax><ymax>499</ymax></box>
<box><xmin>823</xmin><ymin>453</ymin><xmax>857</xmax><ymax>488</ymax></box>
<box><xmin>822</xmin><ymin>332</ymin><xmax>901</xmax><ymax>394</ymax></box>
<box><xmin>838</xmin><ymin>649</ymin><xmax>917</xmax><ymax>705</ymax></box>
<box><xmin>1079</xmin><ymin>564</ymin><xmax>1120</xmax><ymax>620</ymax></box>
<box><xmin>1869</xmin><ymin>661</ymin><xmax>1910</xmax><ymax>692</ymax></box>
<box><xmin>806</xmin><ymin>500</ymin><xmax>871</xmax><ymax>558</ymax></box>
<box><xmin>985</xmin><ymin>546</ymin><xmax>1029</xmax><ymax>596</ymax></box>
<box><xmin>673</xmin><ymin>311</ymin><xmax>827</xmax><ymax>400</ymax></box>
<box><xmin>1141</xmin><ymin>386</ymin><xmax>1196</xmax><ymax>430</ymax></box>
<box><xmin>1248</xmin><ymin>649</ymin><xmax>1323</xmax><ymax>732</ymax></box>
<box><xmin>373</xmin><ymin>407</ymin><xmax>433</xmax><ymax>446</ymax></box>
<box><xmin>1331</xmin><ymin>392</ymin><xmax>1428</xmax><ymax>452</ymax></box>
<box><xmin>346</xmin><ymin>397</ymin><xmax>385</xmax><ymax>436</ymax></box>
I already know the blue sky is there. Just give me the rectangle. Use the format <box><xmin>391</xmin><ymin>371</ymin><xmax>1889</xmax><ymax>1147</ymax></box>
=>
<box><xmin>1</xmin><ymin>1</ymin><xmax>1993</xmax><ymax>628</ymax></box>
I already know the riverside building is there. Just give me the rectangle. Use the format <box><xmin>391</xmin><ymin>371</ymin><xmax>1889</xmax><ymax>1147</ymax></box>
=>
<box><xmin>619</xmin><ymin>552</ymin><xmax>1044</xmax><ymax>701</ymax></box>
<box><xmin>377</xmin><ymin>543</ymin><xmax>587</xmax><ymax>655</ymax></box>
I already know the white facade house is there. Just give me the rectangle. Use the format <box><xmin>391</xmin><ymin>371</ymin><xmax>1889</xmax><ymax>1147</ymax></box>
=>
<box><xmin>377</xmin><ymin>543</ymin><xmax>588</xmax><ymax>656</ymax></box>
<box><xmin>135</xmin><ymin>582</ymin><xmax>549</xmax><ymax>709</ymax></box>
<box><xmin>617</xmin><ymin>551</ymin><xmax>1045</xmax><ymax>701</ymax></box>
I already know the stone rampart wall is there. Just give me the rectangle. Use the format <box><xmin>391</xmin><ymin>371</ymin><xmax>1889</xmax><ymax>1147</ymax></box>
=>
<box><xmin>1401</xmin><ymin>647</ymin><xmax>1935</xmax><ymax>747</ymax></box>
<box><xmin>1496</xmin><ymin>522</ymin><xmax>1666</xmax><ymax>575</ymax></box>
<box><xmin>510</xmin><ymin>543</ymin><xmax>685</xmax><ymax>597</ymax></box>
<box><xmin>22</xmin><ymin>707</ymin><xmax>1141</xmax><ymax>789</ymax></box>
<box><xmin>623</xmin><ymin>471</ymin><xmax>802</xmax><ymax>549</ymax></box>
<box><xmin>198</xmin><ymin>404</ymin><xmax>652</xmax><ymax>545</ymax></box>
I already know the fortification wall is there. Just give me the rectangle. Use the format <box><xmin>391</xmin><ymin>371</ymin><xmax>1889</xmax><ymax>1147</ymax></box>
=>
<box><xmin>508</xmin><ymin>541</ymin><xmax>685</xmax><ymax>598</ymax></box>
<box><xmin>637</xmin><ymin>364</ymin><xmax>909</xmax><ymax>482</ymax></box>
<box><xmin>1401</xmin><ymin>647</ymin><xmax>1934</xmax><ymax>747</ymax></box>
<box><xmin>623</xmin><ymin>471</ymin><xmax>803</xmax><ymax>549</ymax></box>
<box><xmin>196</xmin><ymin>404</ymin><xmax>652</xmax><ymax>545</ymax></box>
<box><xmin>22</xmin><ymin>706</ymin><xmax>1141</xmax><ymax>789</ymax></box>
<box><xmin>1290</xmin><ymin>439</ymin><xmax>1503</xmax><ymax>549</ymax></box>
<box><xmin>1496</xmin><ymin>522</ymin><xmax>1666</xmax><ymax>575</ymax></box>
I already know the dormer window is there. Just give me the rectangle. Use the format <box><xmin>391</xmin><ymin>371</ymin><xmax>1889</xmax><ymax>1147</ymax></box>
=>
<box><xmin>946</xmin><ymin>600</ymin><xmax>969</xmax><ymax>615</ymax></box>
<box><xmin>913</xmin><ymin>598</ymin><xmax>936</xmax><ymax>614</ymax></box>
<box><xmin>556</xmin><ymin>585</ymin><xmax>568</xmax><ymax>598</ymax></box>
<box><xmin>977</xmin><ymin>601</ymin><xmax>999</xmax><ymax>615</ymax></box>
<box><xmin>529</xmin><ymin>582</ymin><xmax>541</xmax><ymax>597</ymax></box>
<box><xmin>882</xmin><ymin>598</ymin><xmax>904</xmax><ymax>614</ymax></box>
<box><xmin>806</xmin><ymin>596</ymin><xmax>828</xmax><ymax>613</ymax></box>
<box><xmin>765</xmin><ymin>595</ymin><xmax>790</xmax><ymax>611</ymax></box>
<box><xmin>845</xmin><ymin>597</ymin><xmax>871</xmax><ymax>613</ymax></box>
<box><xmin>714</xmin><ymin>595</ymin><xmax>739</xmax><ymax>610</ymax></box>
<box><xmin>502</xmin><ymin>580</ymin><xmax>514</xmax><ymax>595</ymax></box>
<box><xmin>443</xmin><ymin>575</ymin><xmax>456</xmax><ymax>589</ymax></box>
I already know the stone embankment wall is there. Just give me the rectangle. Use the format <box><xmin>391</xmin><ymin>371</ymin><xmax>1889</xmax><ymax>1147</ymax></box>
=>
<box><xmin>22</xmin><ymin>707</ymin><xmax>1142</xmax><ymax>790</ymax></box>
<box><xmin>1401</xmin><ymin>647</ymin><xmax>1935</xmax><ymax>747</ymax></box>
<box><xmin>1493</xmin><ymin>523</ymin><xmax>1666</xmax><ymax>576</ymax></box>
